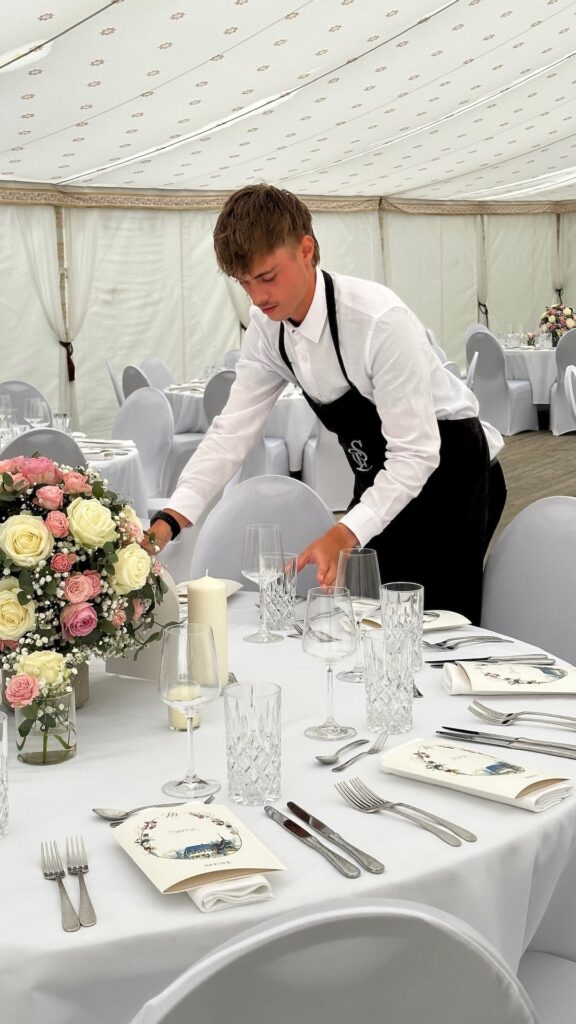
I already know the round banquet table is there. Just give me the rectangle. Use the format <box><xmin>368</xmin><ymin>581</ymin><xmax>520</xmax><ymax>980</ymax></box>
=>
<box><xmin>503</xmin><ymin>348</ymin><xmax>558</xmax><ymax>405</ymax></box>
<box><xmin>86</xmin><ymin>447</ymin><xmax>148</xmax><ymax>518</ymax></box>
<box><xmin>2</xmin><ymin>593</ymin><xmax>576</xmax><ymax>1024</ymax></box>
<box><xmin>165</xmin><ymin>385</ymin><xmax>316</xmax><ymax>472</ymax></box>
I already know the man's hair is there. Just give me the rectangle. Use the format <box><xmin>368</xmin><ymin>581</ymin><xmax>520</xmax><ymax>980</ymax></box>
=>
<box><xmin>213</xmin><ymin>184</ymin><xmax>320</xmax><ymax>276</ymax></box>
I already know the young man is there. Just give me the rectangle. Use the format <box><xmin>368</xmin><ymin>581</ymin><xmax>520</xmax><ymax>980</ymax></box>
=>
<box><xmin>148</xmin><ymin>184</ymin><xmax>506</xmax><ymax>623</ymax></box>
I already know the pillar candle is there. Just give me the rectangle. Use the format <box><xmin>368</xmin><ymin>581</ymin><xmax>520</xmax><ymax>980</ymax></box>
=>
<box><xmin>187</xmin><ymin>575</ymin><xmax>229</xmax><ymax>687</ymax></box>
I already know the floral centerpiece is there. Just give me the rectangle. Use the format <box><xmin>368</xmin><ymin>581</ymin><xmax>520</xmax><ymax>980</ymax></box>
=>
<box><xmin>539</xmin><ymin>304</ymin><xmax>575</xmax><ymax>347</ymax></box>
<box><xmin>0</xmin><ymin>455</ymin><xmax>166</xmax><ymax>763</ymax></box>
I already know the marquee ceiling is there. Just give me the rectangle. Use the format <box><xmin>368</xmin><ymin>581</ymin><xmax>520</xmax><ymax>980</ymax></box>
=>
<box><xmin>1</xmin><ymin>0</ymin><xmax>576</xmax><ymax>202</ymax></box>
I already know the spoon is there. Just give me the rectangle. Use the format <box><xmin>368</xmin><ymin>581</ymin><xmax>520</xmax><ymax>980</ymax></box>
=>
<box><xmin>92</xmin><ymin>795</ymin><xmax>215</xmax><ymax>822</ymax></box>
<box><xmin>315</xmin><ymin>738</ymin><xmax>369</xmax><ymax>765</ymax></box>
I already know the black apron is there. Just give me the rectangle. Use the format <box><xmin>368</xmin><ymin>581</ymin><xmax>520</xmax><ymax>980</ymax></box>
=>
<box><xmin>279</xmin><ymin>271</ymin><xmax>506</xmax><ymax>624</ymax></box>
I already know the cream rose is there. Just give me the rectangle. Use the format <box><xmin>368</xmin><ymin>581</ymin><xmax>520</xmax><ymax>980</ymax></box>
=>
<box><xmin>67</xmin><ymin>497</ymin><xmax>117</xmax><ymax>549</ymax></box>
<box><xmin>110</xmin><ymin>543</ymin><xmax>152</xmax><ymax>595</ymax></box>
<box><xmin>0</xmin><ymin>577</ymin><xmax>36</xmax><ymax>640</ymax></box>
<box><xmin>15</xmin><ymin>650</ymin><xmax>66</xmax><ymax>687</ymax></box>
<box><xmin>0</xmin><ymin>513</ymin><xmax>54</xmax><ymax>567</ymax></box>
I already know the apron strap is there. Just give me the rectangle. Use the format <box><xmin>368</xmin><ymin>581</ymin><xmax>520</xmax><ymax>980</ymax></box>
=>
<box><xmin>278</xmin><ymin>271</ymin><xmax>353</xmax><ymax>389</ymax></box>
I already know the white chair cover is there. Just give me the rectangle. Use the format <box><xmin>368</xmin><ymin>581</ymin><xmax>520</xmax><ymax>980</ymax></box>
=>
<box><xmin>0</xmin><ymin>379</ymin><xmax>53</xmax><ymax>426</ymax></box>
<box><xmin>518</xmin><ymin>951</ymin><xmax>576</xmax><ymax>1024</ymax></box>
<box><xmin>444</xmin><ymin>360</ymin><xmax>463</xmax><ymax>378</ymax></box>
<box><xmin>128</xmin><ymin>899</ymin><xmax>537</xmax><ymax>1024</ymax></box>
<box><xmin>564</xmin><ymin>365</ymin><xmax>576</xmax><ymax>419</ymax></box>
<box><xmin>466</xmin><ymin>330</ymin><xmax>538</xmax><ymax>435</ymax></box>
<box><xmin>222</xmin><ymin>348</ymin><xmax>241</xmax><ymax>369</ymax></box>
<box><xmin>549</xmin><ymin>330</ymin><xmax>576</xmax><ymax>435</ymax></box>
<box><xmin>113</xmin><ymin>387</ymin><xmax>174</xmax><ymax>497</ymax></box>
<box><xmin>465</xmin><ymin>350</ymin><xmax>479</xmax><ymax>390</ymax></box>
<box><xmin>203</xmin><ymin>369</ymin><xmax>289</xmax><ymax>481</ymax></box>
<box><xmin>140</xmin><ymin>357</ymin><xmax>175</xmax><ymax>391</ymax></box>
<box><xmin>0</xmin><ymin>427</ymin><xmax>86</xmax><ymax>466</ymax></box>
<box><xmin>302</xmin><ymin>419</ymin><xmax>355</xmax><ymax>511</ymax></box>
<box><xmin>122</xmin><ymin>365</ymin><xmax>151</xmax><ymax>399</ymax></box>
<box><xmin>481</xmin><ymin>495</ymin><xmax>576</xmax><ymax>663</ymax></box>
<box><xmin>106</xmin><ymin>361</ymin><xmax>124</xmax><ymax>407</ymax></box>
<box><xmin>188</xmin><ymin>474</ymin><xmax>334</xmax><ymax>594</ymax></box>
<box><xmin>202</xmin><ymin>370</ymin><xmax>236</xmax><ymax>426</ymax></box>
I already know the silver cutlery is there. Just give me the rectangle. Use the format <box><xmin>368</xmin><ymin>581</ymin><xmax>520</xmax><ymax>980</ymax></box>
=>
<box><xmin>93</xmin><ymin>793</ymin><xmax>215</xmax><ymax>823</ymax></box>
<box><xmin>41</xmin><ymin>841</ymin><xmax>81</xmax><ymax>932</ymax></box>
<box><xmin>66</xmin><ymin>835</ymin><xmax>96</xmax><ymax>928</ymax></box>
<box><xmin>335</xmin><ymin>778</ymin><xmax>476</xmax><ymax>846</ymax></box>
<box><xmin>428</xmin><ymin>654</ymin><xmax>556</xmax><ymax>667</ymax></box>
<box><xmin>331</xmin><ymin>731</ymin><xmax>388</xmax><ymax>772</ymax></box>
<box><xmin>264</xmin><ymin>805</ymin><xmax>361</xmax><ymax>877</ymax></box>
<box><xmin>288</xmin><ymin>621</ymin><xmax>335</xmax><ymax>642</ymax></box>
<box><xmin>422</xmin><ymin>635</ymin><xmax>511</xmax><ymax>651</ymax></box>
<box><xmin>437</xmin><ymin>726</ymin><xmax>576</xmax><ymax>759</ymax></box>
<box><xmin>286</xmin><ymin>801</ymin><xmax>385</xmax><ymax>873</ymax></box>
<box><xmin>315</xmin><ymin>738</ymin><xmax>369</xmax><ymax>765</ymax></box>
<box><xmin>468</xmin><ymin>700</ymin><xmax>576</xmax><ymax>731</ymax></box>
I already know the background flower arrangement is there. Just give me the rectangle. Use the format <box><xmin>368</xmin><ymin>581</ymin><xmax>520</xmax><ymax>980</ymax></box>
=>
<box><xmin>539</xmin><ymin>304</ymin><xmax>575</xmax><ymax>346</ymax></box>
<box><xmin>0</xmin><ymin>455</ymin><xmax>166</xmax><ymax>737</ymax></box>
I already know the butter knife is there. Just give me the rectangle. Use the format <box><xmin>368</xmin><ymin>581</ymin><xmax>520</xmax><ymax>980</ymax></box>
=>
<box><xmin>437</xmin><ymin>726</ymin><xmax>576</xmax><ymax>759</ymax></box>
<box><xmin>264</xmin><ymin>806</ymin><xmax>361</xmax><ymax>878</ymax></box>
<box><xmin>286</xmin><ymin>801</ymin><xmax>385</xmax><ymax>873</ymax></box>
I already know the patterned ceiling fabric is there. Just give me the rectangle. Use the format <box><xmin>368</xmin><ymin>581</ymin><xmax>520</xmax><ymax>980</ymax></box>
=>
<box><xmin>1</xmin><ymin>0</ymin><xmax>576</xmax><ymax>201</ymax></box>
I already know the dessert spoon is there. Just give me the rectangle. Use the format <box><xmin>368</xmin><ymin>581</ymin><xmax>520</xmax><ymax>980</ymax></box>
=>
<box><xmin>92</xmin><ymin>795</ymin><xmax>214</xmax><ymax>821</ymax></box>
<box><xmin>315</xmin><ymin>738</ymin><xmax>368</xmax><ymax>765</ymax></box>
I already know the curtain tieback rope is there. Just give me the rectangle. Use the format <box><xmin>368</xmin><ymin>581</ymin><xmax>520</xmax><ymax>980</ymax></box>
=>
<box><xmin>59</xmin><ymin>340</ymin><xmax>76</xmax><ymax>382</ymax></box>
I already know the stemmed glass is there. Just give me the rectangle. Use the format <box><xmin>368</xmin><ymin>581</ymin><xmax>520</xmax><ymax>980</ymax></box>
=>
<box><xmin>158</xmin><ymin>622</ymin><xmax>221</xmax><ymax>799</ymax></box>
<box><xmin>335</xmin><ymin>547</ymin><xmax>381</xmax><ymax>683</ymax></box>
<box><xmin>302</xmin><ymin>586</ymin><xmax>357</xmax><ymax>740</ymax></box>
<box><xmin>241</xmin><ymin>523</ymin><xmax>284</xmax><ymax>644</ymax></box>
<box><xmin>24</xmin><ymin>397</ymin><xmax>50</xmax><ymax>429</ymax></box>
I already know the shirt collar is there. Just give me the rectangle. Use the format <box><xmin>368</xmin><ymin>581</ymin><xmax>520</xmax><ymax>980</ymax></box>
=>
<box><xmin>282</xmin><ymin>267</ymin><xmax>327</xmax><ymax>344</ymax></box>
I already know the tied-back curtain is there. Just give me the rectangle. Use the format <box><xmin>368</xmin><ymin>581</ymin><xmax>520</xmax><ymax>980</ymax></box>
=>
<box><xmin>484</xmin><ymin>215</ymin><xmax>557</xmax><ymax>334</ymax></box>
<box><xmin>475</xmin><ymin>216</ymin><xmax>488</xmax><ymax>326</ymax></box>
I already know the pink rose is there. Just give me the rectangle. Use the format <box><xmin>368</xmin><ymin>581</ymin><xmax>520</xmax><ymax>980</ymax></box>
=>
<box><xmin>5</xmin><ymin>673</ymin><xmax>40</xmax><ymax>708</ymax></box>
<box><xmin>5</xmin><ymin>472</ymin><xmax>28</xmax><ymax>491</ymax></box>
<box><xmin>63</xmin><ymin>574</ymin><xmax>94</xmax><ymax>604</ymax></box>
<box><xmin>122</xmin><ymin>521</ymin><xmax>144</xmax><ymax>543</ymax></box>
<box><xmin>0</xmin><ymin>456</ymin><xmax>24</xmax><ymax>475</ymax></box>
<box><xmin>82</xmin><ymin>570</ymin><xmax>102</xmax><ymax>598</ymax></box>
<box><xmin>112</xmin><ymin>609</ymin><xmax>126</xmax><ymax>628</ymax></box>
<box><xmin>60</xmin><ymin>602</ymin><xmax>98</xmax><ymax>641</ymax></box>
<box><xmin>35</xmin><ymin>485</ymin><xmax>64</xmax><ymax>511</ymax></box>
<box><xmin>152</xmin><ymin>559</ymin><xmax>162</xmax><ymax>575</ymax></box>
<box><xmin>0</xmin><ymin>639</ymin><xmax>18</xmax><ymax>652</ymax></box>
<box><xmin>131</xmin><ymin>597</ymin><xmax>145</xmax><ymax>622</ymax></box>
<box><xmin>20</xmin><ymin>457</ymin><xmax>59</xmax><ymax>485</ymax></box>
<box><xmin>50</xmin><ymin>552</ymin><xmax>76</xmax><ymax>573</ymax></box>
<box><xmin>46</xmin><ymin>511</ymin><xmax>69</xmax><ymax>537</ymax></box>
<box><xmin>61</xmin><ymin>471</ymin><xmax>92</xmax><ymax>495</ymax></box>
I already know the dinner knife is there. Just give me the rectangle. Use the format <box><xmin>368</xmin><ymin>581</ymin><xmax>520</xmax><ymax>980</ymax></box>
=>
<box><xmin>437</xmin><ymin>727</ymin><xmax>576</xmax><ymax>759</ymax></box>
<box><xmin>428</xmin><ymin>655</ymin><xmax>556</xmax><ymax>667</ymax></box>
<box><xmin>264</xmin><ymin>806</ymin><xmax>361</xmax><ymax>877</ymax></box>
<box><xmin>286</xmin><ymin>801</ymin><xmax>385</xmax><ymax>873</ymax></box>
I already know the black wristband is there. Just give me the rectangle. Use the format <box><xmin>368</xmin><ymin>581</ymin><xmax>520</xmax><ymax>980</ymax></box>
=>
<box><xmin>149</xmin><ymin>511</ymin><xmax>182</xmax><ymax>540</ymax></box>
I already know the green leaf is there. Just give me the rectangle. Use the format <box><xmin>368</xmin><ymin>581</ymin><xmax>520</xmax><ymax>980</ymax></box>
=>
<box><xmin>2</xmin><ymin>472</ymin><xmax>13</xmax><ymax>487</ymax></box>
<box><xmin>98</xmin><ymin>620</ymin><xmax>116</xmax><ymax>635</ymax></box>
<box><xmin>44</xmin><ymin>579</ymin><xmax>59</xmax><ymax>596</ymax></box>
<box><xmin>17</xmin><ymin>591</ymin><xmax>32</xmax><ymax>606</ymax></box>
<box><xmin>18</xmin><ymin>569</ymin><xmax>33</xmax><ymax>593</ymax></box>
<box><xmin>18</xmin><ymin>718</ymin><xmax>34</xmax><ymax>738</ymax></box>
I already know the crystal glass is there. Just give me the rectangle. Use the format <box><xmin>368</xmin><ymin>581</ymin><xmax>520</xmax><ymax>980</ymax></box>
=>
<box><xmin>335</xmin><ymin>547</ymin><xmax>381</xmax><ymax>683</ymax></box>
<box><xmin>302</xmin><ymin>586</ymin><xmax>357</xmax><ymax>740</ymax></box>
<box><xmin>241</xmin><ymin>524</ymin><xmax>284</xmax><ymax>644</ymax></box>
<box><xmin>159</xmin><ymin>622</ymin><xmax>221</xmax><ymax>798</ymax></box>
<box><xmin>364</xmin><ymin>629</ymin><xmax>412</xmax><ymax>734</ymax></box>
<box><xmin>224</xmin><ymin>681</ymin><xmax>281</xmax><ymax>805</ymax></box>
<box><xmin>0</xmin><ymin>712</ymin><xmax>7</xmax><ymax>837</ymax></box>
<box><xmin>379</xmin><ymin>582</ymin><xmax>417</xmax><ymax>734</ymax></box>
<box><xmin>265</xmin><ymin>552</ymin><xmax>298</xmax><ymax>630</ymax></box>
<box><xmin>53</xmin><ymin>412</ymin><xmax>71</xmax><ymax>433</ymax></box>
<box><xmin>24</xmin><ymin>397</ymin><xmax>50</xmax><ymax>429</ymax></box>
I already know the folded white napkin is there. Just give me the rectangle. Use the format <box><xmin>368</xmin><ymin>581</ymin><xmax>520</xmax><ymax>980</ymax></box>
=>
<box><xmin>443</xmin><ymin>660</ymin><xmax>576</xmax><ymax>695</ymax></box>
<box><xmin>187</xmin><ymin>873</ymin><xmax>273</xmax><ymax>913</ymax></box>
<box><xmin>362</xmin><ymin>608</ymin><xmax>471</xmax><ymax>631</ymax></box>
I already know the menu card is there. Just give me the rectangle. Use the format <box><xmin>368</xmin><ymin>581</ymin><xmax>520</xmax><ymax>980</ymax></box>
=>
<box><xmin>443</xmin><ymin>661</ymin><xmax>576</xmax><ymax>695</ymax></box>
<box><xmin>112</xmin><ymin>803</ymin><xmax>285</xmax><ymax>893</ymax></box>
<box><xmin>380</xmin><ymin>739</ymin><xmax>571</xmax><ymax>811</ymax></box>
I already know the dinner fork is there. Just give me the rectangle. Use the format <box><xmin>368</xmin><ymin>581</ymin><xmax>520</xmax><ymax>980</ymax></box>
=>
<box><xmin>41</xmin><ymin>841</ymin><xmax>81</xmax><ymax>932</ymax></box>
<box><xmin>289</xmin><ymin>621</ymin><xmax>335</xmax><ymax>642</ymax></box>
<box><xmin>422</xmin><ymin>635</ymin><xmax>511</xmax><ymax>650</ymax></box>
<box><xmin>335</xmin><ymin>779</ymin><xmax>476</xmax><ymax>846</ymax></box>
<box><xmin>66</xmin><ymin>836</ymin><xmax>97</xmax><ymax>927</ymax></box>
<box><xmin>468</xmin><ymin>699</ymin><xmax>576</xmax><ymax>731</ymax></box>
<box><xmin>331</xmin><ymin>731</ymin><xmax>388</xmax><ymax>772</ymax></box>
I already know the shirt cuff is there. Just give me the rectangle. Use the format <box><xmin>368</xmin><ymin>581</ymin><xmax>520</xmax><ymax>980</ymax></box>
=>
<box><xmin>340</xmin><ymin>503</ymin><xmax>383</xmax><ymax>549</ymax></box>
<box><xmin>163</xmin><ymin>485</ymin><xmax>205</xmax><ymax>528</ymax></box>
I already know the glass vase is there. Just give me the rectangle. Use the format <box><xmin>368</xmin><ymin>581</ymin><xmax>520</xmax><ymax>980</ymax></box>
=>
<box><xmin>15</xmin><ymin>691</ymin><xmax>77</xmax><ymax>765</ymax></box>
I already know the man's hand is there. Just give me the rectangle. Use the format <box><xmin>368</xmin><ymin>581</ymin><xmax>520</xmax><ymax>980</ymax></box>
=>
<box><xmin>297</xmin><ymin>522</ymin><xmax>360</xmax><ymax>587</ymax></box>
<box><xmin>141</xmin><ymin>509</ymin><xmax>190</xmax><ymax>555</ymax></box>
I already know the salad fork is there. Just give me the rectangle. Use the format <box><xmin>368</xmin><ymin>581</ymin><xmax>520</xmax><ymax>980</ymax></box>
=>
<box><xmin>422</xmin><ymin>635</ymin><xmax>511</xmax><ymax>651</ymax></box>
<box><xmin>335</xmin><ymin>778</ymin><xmax>476</xmax><ymax>846</ymax></box>
<box><xmin>66</xmin><ymin>836</ymin><xmax>97</xmax><ymax>927</ymax></box>
<box><xmin>41</xmin><ymin>841</ymin><xmax>81</xmax><ymax>932</ymax></box>
<box><xmin>469</xmin><ymin>699</ymin><xmax>576</xmax><ymax>731</ymax></box>
<box><xmin>331</xmin><ymin>731</ymin><xmax>388</xmax><ymax>772</ymax></box>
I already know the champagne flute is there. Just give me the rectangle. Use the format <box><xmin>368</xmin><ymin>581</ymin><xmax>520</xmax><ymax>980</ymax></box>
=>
<box><xmin>336</xmin><ymin>547</ymin><xmax>381</xmax><ymax>683</ymax></box>
<box><xmin>159</xmin><ymin>622</ymin><xmax>221</xmax><ymax>798</ymax></box>
<box><xmin>24</xmin><ymin>397</ymin><xmax>50</xmax><ymax>429</ymax></box>
<box><xmin>302</xmin><ymin>586</ymin><xmax>357</xmax><ymax>740</ymax></box>
<box><xmin>241</xmin><ymin>523</ymin><xmax>284</xmax><ymax>644</ymax></box>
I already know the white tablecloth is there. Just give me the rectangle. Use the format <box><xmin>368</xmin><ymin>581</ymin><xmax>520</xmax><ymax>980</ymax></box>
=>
<box><xmin>2</xmin><ymin>595</ymin><xmax>576</xmax><ymax>1024</ymax></box>
<box><xmin>86</xmin><ymin>448</ymin><xmax>148</xmax><ymax>518</ymax></box>
<box><xmin>504</xmin><ymin>348</ymin><xmax>557</xmax><ymax>404</ymax></box>
<box><xmin>165</xmin><ymin>386</ymin><xmax>316</xmax><ymax>471</ymax></box>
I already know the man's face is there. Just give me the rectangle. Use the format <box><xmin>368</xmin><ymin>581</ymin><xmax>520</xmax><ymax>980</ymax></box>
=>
<box><xmin>236</xmin><ymin>236</ymin><xmax>316</xmax><ymax>323</ymax></box>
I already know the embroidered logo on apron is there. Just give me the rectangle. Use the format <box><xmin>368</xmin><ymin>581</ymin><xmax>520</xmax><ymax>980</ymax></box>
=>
<box><xmin>348</xmin><ymin>439</ymin><xmax>372</xmax><ymax>472</ymax></box>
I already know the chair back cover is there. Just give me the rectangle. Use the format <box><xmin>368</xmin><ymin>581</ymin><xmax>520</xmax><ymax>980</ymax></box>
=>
<box><xmin>482</xmin><ymin>495</ymin><xmax>576</xmax><ymax>663</ymax></box>
<box><xmin>0</xmin><ymin>428</ymin><xmax>86</xmax><ymax>467</ymax></box>
<box><xmin>107</xmin><ymin>361</ymin><xmax>124</xmax><ymax>407</ymax></box>
<box><xmin>141</xmin><ymin>357</ymin><xmax>175</xmax><ymax>390</ymax></box>
<box><xmin>202</xmin><ymin>370</ymin><xmax>236</xmax><ymax>426</ymax></box>
<box><xmin>443</xmin><ymin>360</ymin><xmax>462</xmax><ymax>378</ymax></box>
<box><xmin>122</xmin><ymin>365</ymin><xmax>151</xmax><ymax>399</ymax></box>
<box><xmin>113</xmin><ymin>387</ymin><xmax>174</xmax><ymax>496</ymax></box>
<box><xmin>465</xmin><ymin>350</ymin><xmax>479</xmax><ymax>390</ymax></box>
<box><xmin>188</xmin><ymin>474</ymin><xmax>333</xmax><ymax>594</ymax></box>
<box><xmin>549</xmin><ymin>330</ymin><xmax>576</xmax><ymax>434</ymax></box>
<box><xmin>222</xmin><ymin>348</ymin><xmax>241</xmax><ymax>369</ymax></box>
<box><xmin>129</xmin><ymin>900</ymin><xmax>538</xmax><ymax>1024</ymax></box>
<box><xmin>0</xmin><ymin>379</ymin><xmax>53</xmax><ymax>426</ymax></box>
<box><xmin>564</xmin><ymin>364</ymin><xmax>576</xmax><ymax>419</ymax></box>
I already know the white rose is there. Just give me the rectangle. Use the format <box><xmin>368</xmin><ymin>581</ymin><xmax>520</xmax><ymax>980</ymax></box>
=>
<box><xmin>67</xmin><ymin>497</ymin><xmax>117</xmax><ymax>549</ymax></box>
<box><xmin>16</xmin><ymin>650</ymin><xmax>66</xmax><ymax>687</ymax></box>
<box><xmin>110</xmin><ymin>543</ymin><xmax>152</xmax><ymax>595</ymax></box>
<box><xmin>0</xmin><ymin>513</ymin><xmax>54</xmax><ymax>567</ymax></box>
<box><xmin>0</xmin><ymin>577</ymin><xmax>36</xmax><ymax>640</ymax></box>
<box><xmin>566</xmin><ymin>318</ymin><xmax>574</xmax><ymax>329</ymax></box>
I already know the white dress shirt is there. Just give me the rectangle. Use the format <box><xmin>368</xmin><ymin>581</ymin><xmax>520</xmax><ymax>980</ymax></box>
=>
<box><xmin>169</xmin><ymin>269</ymin><xmax>503</xmax><ymax>545</ymax></box>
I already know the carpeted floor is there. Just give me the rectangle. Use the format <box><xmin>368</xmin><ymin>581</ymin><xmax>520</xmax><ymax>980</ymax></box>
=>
<box><xmin>493</xmin><ymin>427</ymin><xmax>576</xmax><ymax>543</ymax></box>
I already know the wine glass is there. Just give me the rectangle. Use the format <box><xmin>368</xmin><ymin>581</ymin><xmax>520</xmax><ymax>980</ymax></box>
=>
<box><xmin>335</xmin><ymin>547</ymin><xmax>381</xmax><ymax>683</ymax></box>
<box><xmin>24</xmin><ymin>397</ymin><xmax>50</xmax><ymax>429</ymax></box>
<box><xmin>241</xmin><ymin>523</ymin><xmax>284</xmax><ymax>644</ymax></box>
<box><xmin>158</xmin><ymin>622</ymin><xmax>221</xmax><ymax>799</ymax></box>
<box><xmin>302</xmin><ymin>586</ymin><xmax>357</xmax><ymax>740</ymax></box>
